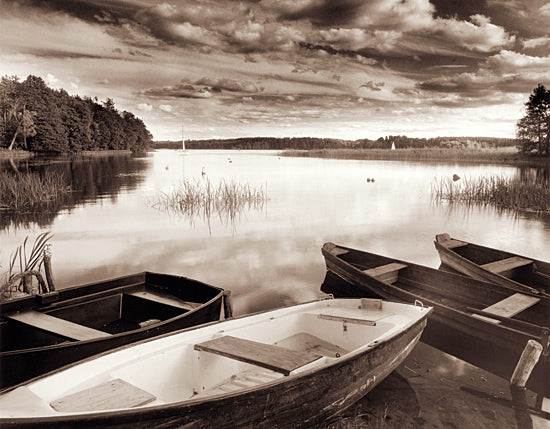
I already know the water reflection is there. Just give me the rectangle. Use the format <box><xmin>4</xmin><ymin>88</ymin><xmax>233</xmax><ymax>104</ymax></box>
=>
<box><xmin>148</xmin><ymin>178</ymin><xmax>267</xmax><ymax>234</ymax></box>
<box><xmin>0</xmin><ymin>154</ymin><xmax>148</xmax><ymax>230</ymax></box>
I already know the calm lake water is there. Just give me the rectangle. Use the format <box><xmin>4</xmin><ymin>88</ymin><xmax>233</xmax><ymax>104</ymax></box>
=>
<box><xmin>2</xmin><ymin>149</ymin><xmax>549</xmax><ymax>426</ymax></box>
<box><xmin>1</xmin><ymin>149</ymin><xmax>549</xmax><ymax>316</ymax></box>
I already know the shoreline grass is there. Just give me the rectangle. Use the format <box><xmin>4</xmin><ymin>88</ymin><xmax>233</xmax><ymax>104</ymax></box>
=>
<box><xmin>0</xmin><ymin>171</ymin><xmax>72</xmax><ymax>212</ymax></box>
<box><xmin>281</xmin><ymin>148</ymin><xmax>549</xmax><ymax>166</ymax></box>
<box><xmin>432</xmin><ymin>175</ymin><xmax>550</xmax><ymax>214</ymax></box>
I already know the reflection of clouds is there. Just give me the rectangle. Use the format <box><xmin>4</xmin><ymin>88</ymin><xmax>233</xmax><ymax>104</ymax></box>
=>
<box><xmin>239</xmin><ymin>290</ymin><xmax>296</xmax><ymax>315</ymax></box>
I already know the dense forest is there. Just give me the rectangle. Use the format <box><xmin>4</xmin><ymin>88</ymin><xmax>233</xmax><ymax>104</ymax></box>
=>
<box><xmin>0</xmin><ymin>75</ymin><xmax>152</xmax><ymax>153</ymax></box>
<box><xmin>155</xmin><ymin>135</ymin><xmax>517</xmax><ymax>150</ymax></box>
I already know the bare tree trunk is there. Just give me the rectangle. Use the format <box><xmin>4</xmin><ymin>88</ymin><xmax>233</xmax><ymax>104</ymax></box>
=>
<box><xmin>7</xmin><ymin>128</ymin><xmax>18</xmax><ymax>150</ymax></box>
<box><xmin>22</xmin><ymin>104</ymin><xmax>27</xmax><ymax>149</ymax></box>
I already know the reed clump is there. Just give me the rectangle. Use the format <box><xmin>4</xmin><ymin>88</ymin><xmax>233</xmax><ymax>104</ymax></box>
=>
<box><xmin>0</xmin><ymin>171</ymin><xmax>71</xmax><ymax>212</ymax></box>
<box><xmin>0</xmin><ymin>232</ymin><xmax>53</xmax><ymax>301</ymax></box>
<box><xmin>432</xmin><ymin>175</ymin><xmax>550</xmax><ymax>214</ymax></box>
<box><xmin>151</xmin><ymin>179</ymin><xmax>267</xmax><ymax>225</ymax></box>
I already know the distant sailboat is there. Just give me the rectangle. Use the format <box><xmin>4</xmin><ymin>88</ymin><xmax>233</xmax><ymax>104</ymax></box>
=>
<box><xmin>181</xmin><ymin>125</ymin><xmax>187</xmax><ymax>153</ymax></box>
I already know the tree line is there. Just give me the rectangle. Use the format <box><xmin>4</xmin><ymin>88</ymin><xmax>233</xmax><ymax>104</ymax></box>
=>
<box><xmin>155</xmin><ymin>135</ymin><xmax>516</xmax><ymax>151</ymax></box>
<box><xmin>0</xmin><ymin>75</ymin><xmax>152</xmax><ymax>153</ymax></box>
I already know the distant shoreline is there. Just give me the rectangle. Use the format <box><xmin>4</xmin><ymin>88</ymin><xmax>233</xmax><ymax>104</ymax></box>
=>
<box><xmin>279</xmin><ymin>147</ymin><xmax>550</xmax><ymax>166</ymax></box>
<box><xmin>0</xmin><ymin>150</ymin><xmax>132</xmax><ymax>160</ymax></box>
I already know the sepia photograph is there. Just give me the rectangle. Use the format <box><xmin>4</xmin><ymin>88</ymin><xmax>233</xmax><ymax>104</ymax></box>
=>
<box><xmin>0</xmin><ymin>1</ymin><xmax>549</xmax><ymax>427</ymax></box>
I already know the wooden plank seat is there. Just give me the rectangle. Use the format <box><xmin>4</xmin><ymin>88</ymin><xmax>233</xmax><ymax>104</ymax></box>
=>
<box><xmin>472</xmin><ymin>293</ymin><xmax>540</xmax><ymax>324</ymax></box>
<box><xmin>274</xmin><ymin>333</ymin><xmax>350</xmax><ymax>358</ymax></box>
<box><xmin>194</xmin><ymin>335</ymin><xmax>322</xmax><ymax>376</ymax></box>
<box><xmin>50</xmin><ymin>378</ymin><xmax>156</xmax><ymax>412</ymax></box>
<box><xmin>317</xmin><ymin>314</ymin><xmax>376</xmax><ymax>326</ymax></box>
<box><xmin>5</xmin><ymin>310</ymin><xmax>112</xmax><ymax>341</ymax></box>
<box><xmin>363</xmin><ymin>263</ymin><xmax>408</xmax><ymax>284</ymax></box>
<box><xmin>126</xmin><ymin>290</ymin><xmax>201</xmax><ymax>311</ymax></box>
<box><xmin>480</xmin><ymin>257</ymin><xmax>533</xmax><ymax>274</ymax></box>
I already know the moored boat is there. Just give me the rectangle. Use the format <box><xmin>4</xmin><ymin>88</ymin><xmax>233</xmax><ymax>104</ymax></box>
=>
<box><xmin>0</xmin><ymin>298</ymin><xmax>431</xmax><ymax>428</ymax></box>
<box><xmin>435</xmin><ymin>233</ymin><xmax>550</xmax><ymax>297</ymax></box>
<box><xmin>0</xmin><ymin>272</ymin><xmax>226</xmax><ymax>388</ymax></box>
<box><xmin>321</xmin><ymin>242</ymin><xmax>550</xmax><ymax>397</ymax></box>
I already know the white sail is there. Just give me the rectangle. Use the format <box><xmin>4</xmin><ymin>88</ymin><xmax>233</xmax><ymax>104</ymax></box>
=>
<box><xmin>181</xmin><ymin>125</ymin><xmax>187</xmax><ymax>152</ymax></box>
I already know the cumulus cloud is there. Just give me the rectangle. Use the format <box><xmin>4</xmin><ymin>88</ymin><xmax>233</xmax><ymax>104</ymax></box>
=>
<box><xmin>159</xmin><ymin>104</ymin><xmax>173</xmax><ymax>112</ymax></box>
<box><xmin>225</xmin><ymin>21</ymin><xmax>305</xmax><ymax>52</ymax></box>
<box><xmin>46</xmin><ymin>73</ymin><xmax>59</xmax><ymax>86</ymax></box>
<box><xmin>142</xmin><ymin>77</ymin><xmax>263</xmax><ymax>100</ymax></box>
<box><xmin>361</xmin><ymin>81</ymin><xmax>385</xmax><ymax>91</ymax></box>
<box><xmin>143</xmin><ymin>83</ymin><xmax>214</xmax><ymax>99</ymax></box>
<box><xmin>319</xmin><ymin>28</ymin><xmax>402</xmax><ymax>51</ymax></box>
<box><xmin>485</xmin><ymin>50</ymin><xmax>550</xmax><ymax>73</ymax></box>
<box><xmin>523</xmin><ymin>36</ymin><xmax>550</xmax><ymax>49</ymax></box>
<box><xmin>166</xmin><ymin>22</ymin><xmax>220</xmax><ymax>46</ymax></box>
<box><xmin>434</xmin><ymin>15</ymin><xmax>515</xmax><ymax>52</ymax></box>
<box><xmin>194</xmin><ymin>77</ymin><xmax>260</xmax><ymax>93</ymax></box>
<box><xmin>539</xmin><ymin>3</ymin><xmax>550</xmax><ymax>17</ymax></box>
<box><xmin>137</xmin><ymin>103</ymin><xmax>153</xmax><ymax>111</ymax></box>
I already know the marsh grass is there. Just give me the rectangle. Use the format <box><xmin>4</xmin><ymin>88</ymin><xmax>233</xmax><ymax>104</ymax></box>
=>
<box><xmin>432</xmin><ymin>175</ymin><xmax>550</xmax><ymax>214</ymax></box>
<box><xmin>0</xmin><ymin>171</ymin><xmax>71</xmax><ymax>212</ymax></box>
<box><xmin>150</xmin><ymin>178</ymin><xmax>267</xmax><ymax>228</ymax></box>
<box><xmin>282</xmin><ymin>148</ymin><xmax>523</xmax><ymax>163</ymax></box>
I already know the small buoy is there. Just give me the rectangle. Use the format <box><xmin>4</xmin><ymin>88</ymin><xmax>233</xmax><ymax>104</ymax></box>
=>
<box><xmin>201</xmin><ymin>167</ymin><xmax>206</xmax><ymax>176</ymax></box>
<box><xmin>367</xmin><ymin>178</ymin><xmax>371</xmax><ymax>182</ymax></box>
<box><xmin>165</xmin><ymin>165</ymin><xmax>169</xmax><ymax>170</ymax></box>
<box><xmin>453</xmin><ymin>174</ymin><xmax>460</xmax><ymax>181</ymax></box>
<box><xmin>371</xmin><ymin>178</ymin><xmax>375</xmax><ymax>182</ymax></box>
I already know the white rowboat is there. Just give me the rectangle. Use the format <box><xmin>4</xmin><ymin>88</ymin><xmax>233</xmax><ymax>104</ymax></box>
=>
<box><xmin>0</xmin><ymin>298</ymin><xmax>431</xmax><ymax>428</ymax></box>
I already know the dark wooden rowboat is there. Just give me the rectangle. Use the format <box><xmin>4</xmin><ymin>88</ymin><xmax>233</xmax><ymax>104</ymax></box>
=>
<box><xmin>0</xmin><ymin>272</ymin><xmax>226</xmax><ymax>389</ymax></box>
<box><xmin>321</xmin><ymin>242</ymin><xmax>550</xmax><ymax>397</ymax></box>
<box><xmin>435</xmin><ymin>233</ymin><xmax>550</xmax><ymax>297</ymax></box>
<box><xmin>0</xmin><ymin>298</ymin><xmax>431</xmax><ymax>428</ymax></box>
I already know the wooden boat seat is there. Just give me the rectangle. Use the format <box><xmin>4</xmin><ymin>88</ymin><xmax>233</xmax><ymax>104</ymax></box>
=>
<box><xmin>473</xmin><ymin>293</ymin><xmax>540</xmax><ymax>323</ymax></box>
<box><xmin>363</xmin><ymin>263</ymin><xmax>407</xmax><ymax>284</ymax></box>
<box><xmin>5</xmin><ymin>310</ymin><xmax>112</xmax><ymax>341</ymax></box>
<box><xmin>317</xmin><ymin>314</ymin><xmax>377</xmax><ymax>326</ymax></box>
<box><xmin>125</xmin><ymin>290</ymin><xmax>201</xmax><ymax>311</ymax></box>
<box><xmin>50</xmin><ymin>378</ymin><xmax>156</xmax><ymax>412</ymax></box>
<box><xmin>480</xmin><ymin>257</ymin><xmax>533</xmax><ymax>274</ymax></box>
<box><xmin>274</xmin><ymin>333</ymin><xmax>350</xmax><ymax>357</ymax></box>
<box><xmin>435</xmin><ymin>233</ymin><xmax>468</xmax><ymax>249</ymax></box>
<box><xmin>194</xmin><ymin>335</ymin><xmax>322</xmax><ymax>376</ymax></box>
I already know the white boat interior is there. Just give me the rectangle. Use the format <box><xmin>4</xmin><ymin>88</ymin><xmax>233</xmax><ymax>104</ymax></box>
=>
<box><xmin>0</xmin><ymin>298</ymin><xmax>429</xmax><ymax>418</ymax></box>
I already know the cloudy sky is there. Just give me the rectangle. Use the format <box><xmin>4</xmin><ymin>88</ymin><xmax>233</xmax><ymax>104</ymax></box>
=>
<box><xmin>2</xmin><ymin>0</ymin><xmax>550</xmax><ymax>141</ymax></box>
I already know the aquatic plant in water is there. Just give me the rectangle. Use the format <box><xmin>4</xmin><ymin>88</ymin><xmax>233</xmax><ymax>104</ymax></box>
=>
<box><xmin>0</xmin><ymin>232</ymin><xmax>53</xmax><ymax>300</ymax></box>
<box><xmin>150</xmin><ymin>178</ymin><xmax>268</xmax><ymax>229</ymax></box>
<box><xmin>431</xmin><ymin>175</ymin><xmax>550</xmax><ymax>214</ymax></box>
<box><xmin>0</xmin><ymin>171</ymin><xmax>71</xmax><ymax>212</ymax></box>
